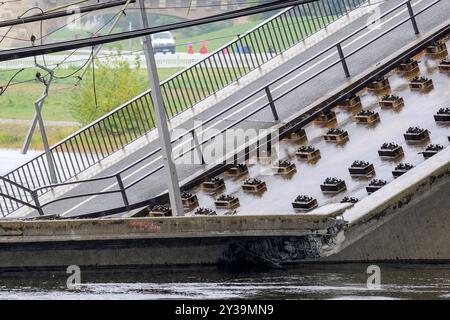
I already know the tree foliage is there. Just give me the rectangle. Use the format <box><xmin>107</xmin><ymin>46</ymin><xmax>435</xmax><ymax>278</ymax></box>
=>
<box><xmin>71</xmin><ymin>50</ymin><xmax>146</xmax><ymax>127</ymax></box>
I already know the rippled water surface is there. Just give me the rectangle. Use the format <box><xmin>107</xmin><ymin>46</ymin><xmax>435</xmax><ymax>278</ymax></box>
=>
<box><xmin>1</xmin><ymin>264</ymin><xmax>450</xmax><ymax>300</ymax></box>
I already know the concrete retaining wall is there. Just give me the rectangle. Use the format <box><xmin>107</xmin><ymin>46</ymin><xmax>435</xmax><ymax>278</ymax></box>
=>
<box><xmin>0</xmin><ymin>214</ymin><xmax>341</xmax><ymax>269</ymax></box>
<box><xmin>323</xmin><ymin>147</ymin><xmax>450</xmax><ymax>262</ymax></box>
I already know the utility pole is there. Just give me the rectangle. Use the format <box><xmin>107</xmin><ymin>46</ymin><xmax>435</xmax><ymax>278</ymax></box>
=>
<box><xmin>138</xmin><ymin>0</ymin><xmax>184</xmax><ymax>216</ymax></box>
<box><xmin>23</xmin><ymin>1</ymin><xmax>134</xmax><ymax>157</ymax></box>
<box><xmin>24</xmin><ymin>63</ymin><xmax>58</xmax><ymax>184</ymax></box>
<box><xmin>21</xmin><ymin>34</ymin><xmax>58</xmax><ymax>183</ymax></box>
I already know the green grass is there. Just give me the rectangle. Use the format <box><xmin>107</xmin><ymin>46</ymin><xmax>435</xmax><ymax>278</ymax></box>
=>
<box><xmin>0</xmin><ymin>83</ymin><xmax>77</xmax><ymax>121</ymax></box>
<box><xmin>0</xmin><ymin>67</ymin><xmax>183</xmax><ymax>122</ymax></box>
<box><xmin>0</xmin><ymin>14</ymin><xmax>336</xmax><ymax>122</ymax></box>
<box><xmin>47</xmin><ymin>28</ymin><xmax>92</xmax><ymax>41</ymax></box>
<box><xmin>0</xmin><ymin>123</ymin><xmax>79</xmax><ymax>150</ymax></box>
<box><xmin>0</xmin><ymin>13</ymin><xmax>340</xmax><ymax>149</ymax></box>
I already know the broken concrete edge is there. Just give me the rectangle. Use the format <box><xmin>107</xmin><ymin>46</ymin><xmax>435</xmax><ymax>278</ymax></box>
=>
<box><xmin>309</xmin><ymin>202</ymin><xmax>353</xmax><ymax>217</ymax></box>
<box><xmin>340</xmin><ymin>146</ymin><xmax>450</xmax><ymax>248</ymax></box>
<box><xmin>0</xmin><ymin>213</ymin><xmax>343</xmax><ymax>243</ymax></box>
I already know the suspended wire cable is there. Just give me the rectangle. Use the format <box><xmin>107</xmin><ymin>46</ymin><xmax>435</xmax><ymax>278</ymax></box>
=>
<box><xmin>1</xmin><ymin>0</ymin><xmax>384</xmax><ymax>93</ymax></box>
<box><xmin>38</xmin><ymin>8</ymin><xmax>125</xmax><ymax>78</ymax></box>
<box><xmin>75</xmin><ymin>0</ymin><xmax>135</xmax><ymax>85</ymax></box>
<box><xmin>37</xmin><ymin>0</ymin><xmax>133</xmax><ymax>41</ymax></box>
<box><xmin>53</xmin><ymin>49</ymin><xmax>94</xmax><ymax>80</ymax></box>
<box><xmin>131</xmin><ymin>0</ymin><xmax>282</xmax><ymax>11</ymax></box>
<box><xmin>0</xmin><ymin>33</ymin><xmax>29</xmax><ymax>43</ymax></box>
<box><xmin>0</xmin><ymin>6</ymin><xmax>44</xmax><ymax>95</ymax></box>
<box><xmin>59</xmin><ymin>0</ymin><xmax>325</xmax><ymax>78</ymax></box>
<box><xmin>0</xmin><ymin>6</ymin><xmax>44</xmax><ymax>46</ymax></box>
<box><xmin>0</xmin><ymin>68</ymin><xmax>24</xmax><ymax>95</ymax></box>
<box><xmin>187</xmin><ymin>0</ymin><xmax>194</xmax><ymax>15</ymax></box>
<box><xmin>0</xmin><ymin>0</ymin><xmax>383</xmax><ymax>76</ymax></box>
<box><xmin>91</xmin><ymin>46</ymin><xmax>98</xmax><ymax>108</ymax></box>
<box><xmin>37</xmin><ymin>11</ymin><xmax>92</xmax><ymax>41</ymax></box>
<box><xmin>0</xmin><ymin>0</ymin><xmax>331</xmax><ymax>59</ymax></box>
<box><xmin>48</xmin><ymin>6</ymin><xmax>128</xmax><ymax>79</ymax></box>
<box><xmin>95</xmin><ymin>7</ymin><xmax>126</xmax><ymax>34</ymax></box>
<box><xmin>0</xmin><ymin>5</ymin><xmax>131</xmax><ymax>89</ymax></box>
<box><xmin>44</xmin><ymin>0</ymin><xmax>91</xmax><ymax>14</ymax></box>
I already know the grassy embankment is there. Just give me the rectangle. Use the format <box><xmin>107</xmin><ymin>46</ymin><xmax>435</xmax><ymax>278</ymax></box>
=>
<box><xmin>0</xmin><ymin>68</ymin><xmax>181</xmax><ymax>149</ymax></box>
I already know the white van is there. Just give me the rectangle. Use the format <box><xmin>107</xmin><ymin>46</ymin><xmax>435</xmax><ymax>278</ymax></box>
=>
<box><xmin>151</xmin><ymin>31</ymin><xmax>176</xmax><ymax>54</ymax></box>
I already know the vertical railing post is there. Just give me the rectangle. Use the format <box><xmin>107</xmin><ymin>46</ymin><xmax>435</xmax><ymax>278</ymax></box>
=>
<box><xmin>31</xmin><ymin>191</ymin><xmax>44</xmax><ymax>216</ymax></box>
<box><xmin>191</xmin><ymin>129</ymin><xmax>205</xmax><ymax>165</ymax></box>
<box><xmin>406</xmin><ymin>0</ymin><xmax>420</xmax><ymax>35</ymax></box>
<box><xmin>265</xmin><ymin>86</ymin><xmax>279</xmax><ymax>121</ymax></box>
<box><xmin>116</xmin><ymin>174</ymin><xmax>130</xmax><ymax>210</ymax></box>
<box><xmin>336</xmin><ymin>43</ymin><xmax>350</xmax><ymax>78</ymax></box>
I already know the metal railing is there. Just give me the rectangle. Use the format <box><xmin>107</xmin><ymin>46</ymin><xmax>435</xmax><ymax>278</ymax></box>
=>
<box><xmin>25</xmin><ymin>0</ymin><xmax>442</xmax><ymax>217</ymax></box>
<box><xmin>1</xmin><ymin>0</ymin><xmax>445</xmax><ymax>218</ymax></box>
<box><xmin>2</xmin><ymin>0</ymin><xmax>443</xmax><ymax>219</ymax></box>
<box><xmin>0</xmin><ymin>0</ymin><xmax>369</xmax><ymax>217</ymax></box>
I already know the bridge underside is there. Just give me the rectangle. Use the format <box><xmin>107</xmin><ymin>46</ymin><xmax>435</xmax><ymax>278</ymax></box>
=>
<box><xmin>0</xmin><ymin>150</ymin><xmax>449</xmax><ymax>269</ymax></box>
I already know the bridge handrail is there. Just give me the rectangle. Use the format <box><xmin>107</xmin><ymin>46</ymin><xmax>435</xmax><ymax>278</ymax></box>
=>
<box><xmin>1</xmin><ymin>0</ymin><xmax>369</xmax><ymax>216</ymax></box>
<box><xmin>10</xmin><ymin>0</ymin><xmax>445</xmax><ymax>218</ymax></box>
<box><xmin>30</xmin><ymin>0</ymin><xmax>377</xmax><ymax>195</ymax></box>
<box><xmin>37</xmin><ymin>4</ymin><xmax>298</xmax><ymax>144</ymax></box>
<box><xmin>0</xmin><ymin>175</ymin><xmax>32</xmax><ymax>193</ymax></box>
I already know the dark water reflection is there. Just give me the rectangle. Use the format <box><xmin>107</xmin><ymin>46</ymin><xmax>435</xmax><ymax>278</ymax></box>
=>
<box><xmin>1</xmin><ymin>264</ymin><xmax>450</xmax><ymax>300</ymax></box>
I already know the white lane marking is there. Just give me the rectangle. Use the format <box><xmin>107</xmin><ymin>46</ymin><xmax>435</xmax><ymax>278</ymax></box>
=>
<box><xmin>60</xmin><ymin>0</ymin><xmax>427</xmax><ymax>216</ymax></box>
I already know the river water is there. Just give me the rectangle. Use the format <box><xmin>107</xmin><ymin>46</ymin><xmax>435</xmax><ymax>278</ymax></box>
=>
<box><xmin>1</xmin><ymin>150</ymin><xmax>450</xmax><ymax>300</ymax></box>
<box><xmin>1</xmin><ymin>264</ymin><xmax>450</xmax><ymax>300</ymax></box>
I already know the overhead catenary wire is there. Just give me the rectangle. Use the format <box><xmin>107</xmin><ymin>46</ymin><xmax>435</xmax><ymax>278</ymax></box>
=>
<box><xmin>0</xmin><ymin>68</ymin><xmax>24</xmax><ymax>95</ymax></box>
<box><xmin>131</xmin><ymin>0</ymin><xmax>280</xmax><ymax>10</ymax></box>
<box><xmin>0</xmin><ymin>0</ymin><xmax>382</xmax><ymax>91</ymax></box>
<box><xmin>0</xmin><ymin>2</ymin><xmax>312</xmax><ymax>83</ymax></box>
<box><xmin>0</xmin><ymin>6</ymin><xmax>44</xmax><ymax>46</ymax></box>
<box><xmin>0</xmin><ymin>0</ymin><xmax>383</xmax><ymax>90</ymax></box>
<box><xmin>0</xmin><ymin>0</ymin><xmax>138</xmax><ymax>49</ymax></box>
<box><xmin>75</xmin><ymin>0</ymin><xmax>136</xmax><ymax>85</ymax></box>
<box><xmin>53</xmin><ymin>49</ymin><xmax>94</xmax><ymax>80</ymax></box>
<box><xmin>25</xmin><ymin>1</ymin><xmax>127</xmax><ymax>78</ymax></box>
<box><xmin>187</xmin><ymin>0</ymin><xmax>194</xmax><ymax>15</ymax></box>
<box><xmin>1</xmin><ymin>0</ymin><xmax>385</xmax><ymax>73</ymax></box>
<box><xmin>0</xmin><ymin>0</ymin><xmax>323</xmax><ymax>61</ymax></box>
<box><xmin>0</xmin><ymin>5</ymin><xmax>134</xmax><ymax>89</ymax></box>
<box><xmin>0</xmin><ymin>0</ymin><xmax>137</xmax><ymax>28</ymax></box>
<box><xmin>91</xmin><ymin>46</ymin><xmax>98</xmax><ymax>108</ymax></box>
<box><xmin>44</xmin><ymin>0</ymin><xmax>95</xmax><ymax>13</ymax></box>
<box><xmin>0</xmin><ymin>6</ymin><xmax>45</xmax><ymax>95</ymax></box>
<box><xmin>36</xmin><ymin>11</ymin><xmax>92</xmax><ymax>41</ymax></box>
<box><xmin>46</xmin><ymin>8</ymin><xmax>129</xmax><ymax>78</ymax></box>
